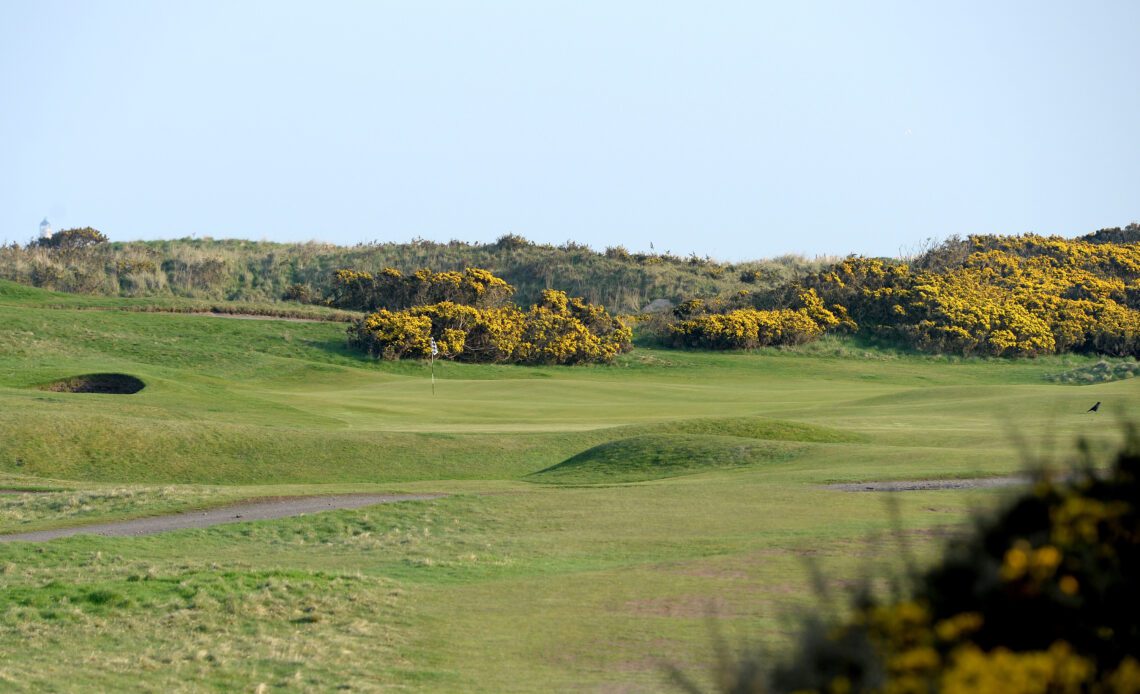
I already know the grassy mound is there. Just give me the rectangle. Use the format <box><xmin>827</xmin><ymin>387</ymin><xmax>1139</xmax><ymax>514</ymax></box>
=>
<box><xmin>1045</xmin><ymin>359</ymin><xmax>1139</xmax><ymax>385</ymax></box>
<box><xmin>0</xmin><ymin>279</ymin><xmax>53</xmax><ymax>301</ymax></box>
<box><xmin>38</xmin><ymin>373</ymin><xmax>145</xmax><ymax>394</ymax></box>
<box><xmin>526</xmin><ymin>434</ymin><xmax>802</xmax><ymax>484</ymax></box>
<box><xmin>614</xmin><ymin>416</ymin><xmax>863</xmax><ymax>444</ymax></box>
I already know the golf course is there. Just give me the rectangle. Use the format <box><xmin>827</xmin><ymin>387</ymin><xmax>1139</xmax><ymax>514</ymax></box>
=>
<box><xmin>0</xmin><ymin>278</ymin><xmax>1133</xmax><ymax>692</ymax></box>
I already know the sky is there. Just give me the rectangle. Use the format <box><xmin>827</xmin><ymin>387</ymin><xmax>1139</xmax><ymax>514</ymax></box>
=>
<box><xmin>1</xmin><ymin>1</ymin><xmax>1137</xmax><ymax>261</ymax></box>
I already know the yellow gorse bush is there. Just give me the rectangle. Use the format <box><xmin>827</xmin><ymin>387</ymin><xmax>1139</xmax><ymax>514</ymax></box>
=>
<box><xmin>332</xmin><ymin>265</ymin><xmax>515</xmax><ymax>312</ymax></box>
<box><xmin>738</xmin><ymin>431</ymin><xmax>1140</xmax><ymax>694</ymax></box>
<box><xmin>802</xmin><ymin>235</ymin><xmax>1140</xmax><ymax>357</ymax></box>
<box><xmin>346</xmin><ymin>273</ymin><xmax>631</xmax><ymax>365</ymax></box>
<box><xmin>939</xmin><ymin>642</ymin><xmax>1094</xmax><ymax>694</ymax></box>
<box><xmin>668</xmin><ymin>289</ymin><xmax>837</xmax><ymax>349</ymax></box>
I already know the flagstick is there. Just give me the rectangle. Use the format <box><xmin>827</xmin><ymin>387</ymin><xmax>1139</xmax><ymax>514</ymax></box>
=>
<box><xmin>429</xmin><ymin>336</ymin><xmax>439</xmax><ymax>396</ymax></box>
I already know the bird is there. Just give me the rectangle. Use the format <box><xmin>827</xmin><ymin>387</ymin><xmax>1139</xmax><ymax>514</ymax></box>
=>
<box><xmin>1087</xmin><ymin>401</ymin><xmax>1101</xmax><ymax>413</ymax></box>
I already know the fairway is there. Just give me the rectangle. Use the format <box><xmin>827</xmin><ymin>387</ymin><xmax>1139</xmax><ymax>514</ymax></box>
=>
<box><xmin>0</xmin><ymin>281</ymin><xmax>1133</xmax><ymax>691</ymax></box>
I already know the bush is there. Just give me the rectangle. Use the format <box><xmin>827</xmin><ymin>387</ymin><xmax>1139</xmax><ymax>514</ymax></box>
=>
<box><xmin>685</xmin><ymin>430</ymin><xmax>1140</xmax><ymax>693</ymax></box>
<box><xmin>347</xmin><ymin>286</ymin><xmax>631</xmax><ymax>365</ymax></box>
<box><xmin>36</xmin><ymin>227</ymin><xmax>108</xmax><ymax>250</ymax></box>
<box><xmin>798</xmin><ymin>236</ymin><xmax>1140</xmax><ymax>358</ymax></box>
<box><xmin>330</xmin><ymin>266</ymin><xmax>515</xmax><ymax>312</ymax></box>
<box><xmin>283</xmin><ymin>282</ymin><xmax>314</xmax><ymax>303</ymax></box>
<box><xmin>668</xmin><ymin>290</ymin><xmax>840</xmax><ymax>350</ymax></box>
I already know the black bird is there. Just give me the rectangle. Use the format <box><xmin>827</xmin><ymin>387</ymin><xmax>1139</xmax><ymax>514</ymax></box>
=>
<box><xmin>1088</xmin><ymin>401</ymin><xmax>1101</xmax><ymax>413</ymax></box>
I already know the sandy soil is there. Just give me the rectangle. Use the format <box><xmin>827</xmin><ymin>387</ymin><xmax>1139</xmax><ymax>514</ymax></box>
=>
<box><xmin>0</xmin><ymin>493</ymin><xmax>443</xmax><ymax>543</ymax></box>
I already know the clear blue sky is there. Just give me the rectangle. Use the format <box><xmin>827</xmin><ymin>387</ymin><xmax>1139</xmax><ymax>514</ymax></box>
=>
<box><xmin>2</xmin><ymin>1</ymin><xmax>1137</xmax><ymax>260</ymax></box>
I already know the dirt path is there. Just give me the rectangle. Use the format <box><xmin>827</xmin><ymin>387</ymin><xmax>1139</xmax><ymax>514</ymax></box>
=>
<box><xmin>823</xmin><ymin>476</ymin><xmax>1031</xmax><ymax>492</ymax></box>
<box><xmin>191</xmin><ymin>312</ymin><xmax>332</xmax><ymax>323</ymax></box>
<box><xmin>0</xmin><ymin>493</ymin><xmax>444</xmax><ymax>543</ymax></box>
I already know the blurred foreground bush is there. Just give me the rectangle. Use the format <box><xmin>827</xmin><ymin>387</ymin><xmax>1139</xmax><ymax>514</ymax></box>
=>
<box><xmin>682</xmin><ymin>430</ymin><xmax>1140</xmax><ymax>693</ymax></box>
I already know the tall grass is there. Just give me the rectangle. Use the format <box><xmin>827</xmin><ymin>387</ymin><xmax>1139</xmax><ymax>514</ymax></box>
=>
<box><xmin>0</xmin><ymin>236</ymin><xmax>837</xmax><ymax>313</ymax></box>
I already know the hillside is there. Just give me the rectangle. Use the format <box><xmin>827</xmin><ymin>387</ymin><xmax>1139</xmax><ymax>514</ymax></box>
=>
<box><xmin>654</xmin><ymin>225</ymin><xmax>1140</xmax><ymax>358</ymax></box>
<box><xmin>0</xmin><ymin>234</ymin><xmax>831</xmax><ymax>314</ymax></box>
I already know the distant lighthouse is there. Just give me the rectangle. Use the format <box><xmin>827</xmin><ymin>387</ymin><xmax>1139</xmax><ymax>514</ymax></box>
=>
<box><xmin>39</xmin><ymin>218</ymin><xmax>52</xmax><ymax>240</ymax></box>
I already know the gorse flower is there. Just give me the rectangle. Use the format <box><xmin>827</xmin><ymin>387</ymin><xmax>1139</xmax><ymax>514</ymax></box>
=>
<box><xmin>346</xmin><ymin>270</ymin><xmax>631</xmax><ymax>365</ymax></box>
<box><xmin>801</xmin><ymin>235</ymin><xmax>1140</xmax><ymax>358</ymax></box>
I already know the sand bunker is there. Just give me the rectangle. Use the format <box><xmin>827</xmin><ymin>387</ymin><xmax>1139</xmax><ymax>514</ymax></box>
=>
<box><xmin>39</xmin><ymin>373</ymin><xmax>145</xmax><ymax>394</ymax></box>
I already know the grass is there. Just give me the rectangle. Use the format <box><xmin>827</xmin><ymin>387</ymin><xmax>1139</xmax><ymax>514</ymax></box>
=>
<box><xmin>0</xmin><ymin>486</ymin><xmax>236</xmax><ymax>534</ymax></box>
<box><xmin>527</xmin><ymin>434</ymin><xmax>805</xmax><ymax>484</ymax></box>
<box><xmin>0</xmin><ymin>278</ymin><xmax>1134</xmax><ymax>691</ymax></box>
<box><xmin>1044</xmin><ymin>357</ymin><xmax>1140</xmax><ymax>384</ymax></box>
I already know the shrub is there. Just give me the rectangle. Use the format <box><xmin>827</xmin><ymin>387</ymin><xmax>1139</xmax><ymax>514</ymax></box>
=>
<box><xmin>685</xmin><ymin>429</ymin><xmax>1140</xmax><ymax>693</ymax></box>
<box><xmin>800</xmin><ymin>236</ymin><xmax>1140</xmax><ymax>358</ymax></box>
<box><xmin>36</xmin><ymin>226</ymin><xmax>108</xmax><ymax>250</ymax></box>
<box><xmin>283</xmin><ymin>282</ymin><xmax>314</xmax><ymax>303</ymax></box>
<box><xmin>329</xmin><ymin>266</ymin><xmax>515</xmax><ymax>312</ymax></box>
<box><xmin>346</xmin><ymin>310</ymin><xmax>432</xmax><ymax>360</ymax></box>
<box><xmin>667</xmin><ymin>291</ymin><xmax>840</xmax><ymax>350</ymax></box>
<box><xmin>347</xmin><ymin>286</ymin><xmax>631</xmax><ymax>365</ymax></box>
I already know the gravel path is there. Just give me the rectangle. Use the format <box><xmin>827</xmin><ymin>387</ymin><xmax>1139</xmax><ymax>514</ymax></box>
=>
<box><xmin>192</xmin><ymin>312</ymin><xmax>330</xmax><ymax>323</ymax></box>
<box><xmin>0</xmin><ymin>493</ymin><xmax>444</xmax><ymax>543</ymax></box>
<box><xmin>823</xmin><ymin>476</ymin><xmax>1032</xmax><ymax>492</ymax></box>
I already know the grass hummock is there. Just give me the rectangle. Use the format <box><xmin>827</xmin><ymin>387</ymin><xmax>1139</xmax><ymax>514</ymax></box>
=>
<box><xmin>526</xmin><ymin>433</ymin><xmax>804</xmax><ymax>484</ymax></box>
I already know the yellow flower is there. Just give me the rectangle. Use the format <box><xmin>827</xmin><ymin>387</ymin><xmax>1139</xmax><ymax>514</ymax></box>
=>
<box><xmin>934</xmin><ymin>612</ymin><xmax>984</xmax><ymax>642</ymax></box>
<box><xmin>1001</xmin><ymin>541</ymin><xmax>1031</xmax><ymax>581</ymax></box>
<box><xmin>1030</xmin><ymin>545</ymin><xmax>1062</xmax><ymax>580</ymax></box>
<box><xmin>941</xmin><ymin>641</ymin><xmax>1093</xmax><ymax>694</ymax></box>
<box><xmin>889</xmin><ymin>646</ymin><xmax>940</xmax><ymax>673</ymax></box>
<box><xmin>1106</xmin><ymin>657</ymin><xmax>1140</xmax><ymax>694</ymax></box>
<box><xmin>1058</xmin><ymin>575</ymin><xmax>1079</xmax><ymax>596</ymax></box>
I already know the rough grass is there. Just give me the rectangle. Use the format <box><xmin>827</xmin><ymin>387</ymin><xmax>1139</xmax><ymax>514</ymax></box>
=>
<box><xmin>0</xmin><ymin>487</ymin><xmax>996</xmax><ymax>691</ymax></box>
<box><xmin>0</xmin><ymin>486</ymin><xmax>237</xmax><ymax>534</ymax></box>
<box><xmin>0</xmin><ymin>564</ymin><xmax>409</xmax><ymax>692</ymax></box>
<box><xmin>0</xmin><ymin>277</ymin><xmax>356</xmax><ymax>321</ymax></box>
<box><xmin>1045</xmin><ymin>358</ymin><xmax>1140</xmax><ymax>385</ymax></box>
<box><xmin>0</xmin><ymin>282</ymin><xmax>1137</xmax><ymax>690</ymax></box>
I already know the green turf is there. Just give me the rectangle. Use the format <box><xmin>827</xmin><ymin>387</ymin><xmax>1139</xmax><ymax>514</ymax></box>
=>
<box><xmin>0</xmin><ymin>278</ymin><xmax>1134</xmax><ymax>691</ymax></box>
<box><xmin>527</xmin><ymin>434</ymin><xmax>805</xmax><ymax>484</ymax></box>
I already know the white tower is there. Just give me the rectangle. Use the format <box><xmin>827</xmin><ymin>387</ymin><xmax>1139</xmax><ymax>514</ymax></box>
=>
<box><xmin>39</xmin><ymin>218</ymin><xmax>52</xmax><ymax>240</ymax></box>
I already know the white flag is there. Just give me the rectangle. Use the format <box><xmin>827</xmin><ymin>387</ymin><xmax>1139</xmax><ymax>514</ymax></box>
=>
<box><xmin>430</xmin><ymin>337</ymin><xmax>438</xmax><ymax>356</ymax></box>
